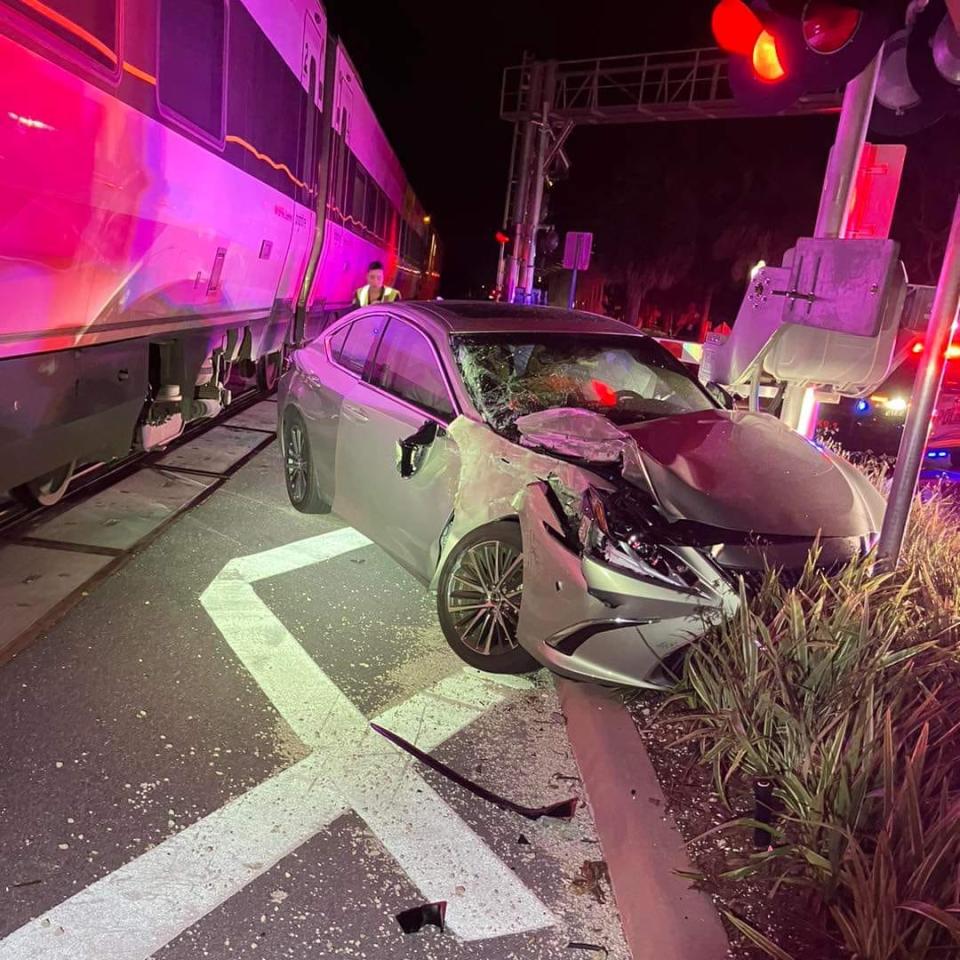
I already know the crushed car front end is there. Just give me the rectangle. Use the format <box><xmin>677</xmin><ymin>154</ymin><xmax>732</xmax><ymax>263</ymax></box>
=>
<box><xmin>433</xmin><ymin>322</ymin><xmax>886</xmax><ymax>689</ymax></box>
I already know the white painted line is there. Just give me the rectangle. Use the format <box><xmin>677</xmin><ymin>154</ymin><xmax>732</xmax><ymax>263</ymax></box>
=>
<box><xmin>0</xmin><ymin>529</ymin><xmax>552</xmax><ymax>959</ymax></box>
<box><xmin>201</xmin><ymin>528</ymin><xmax>553</xmax><ymax>941</ymax></box>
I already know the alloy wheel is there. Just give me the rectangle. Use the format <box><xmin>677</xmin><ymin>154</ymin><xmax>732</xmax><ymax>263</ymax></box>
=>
<box><xmin>444</xmin><ymin>539</ymin><xmax>523</xmax><ymax>656</ymax></box>
<box><xmin>285</xmin><ymin>421</ymin><xmax>308</xmax><ymax>504</ymax></box>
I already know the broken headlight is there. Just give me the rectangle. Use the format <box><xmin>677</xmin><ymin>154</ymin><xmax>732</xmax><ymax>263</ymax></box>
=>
<box><xmin>582</xmin><ymin>487</ymin><xmax>699</xmax><ymax>591</ymax></box>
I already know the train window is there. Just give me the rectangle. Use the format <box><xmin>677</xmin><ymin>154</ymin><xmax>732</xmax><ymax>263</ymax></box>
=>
<box><xmin>302</xmin><ymin>54</ymin><xmax>319</xmax><ymax>194</ymax></box>
<box><xmin>158</xmin><ymin>0</ymin><xmax>226</xmax><ymax>141</ymax></box>
<box><xmin>375</xmin><ymin>191</ymin><xmax>387</xmax><ymax>241</ymax></box>
<box><xmin>350</xmin><ymin>164</ymin><xmax>366</xmax><ymax>226</ymax></box>
<box><xmin>8</xmin><ymin>0</ymin><xmax>118</xmax><ymax>70</ymax></box>
<box><xmin>364</xmin><ymin>180</ymin><xmax>378</xmax><ymax>237</ymax></box>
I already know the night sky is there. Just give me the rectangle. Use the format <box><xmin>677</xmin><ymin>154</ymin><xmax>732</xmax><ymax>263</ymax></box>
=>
<box><xmin>327</xmin><ymin>2</ymin><xmax>960</xmax><ymax>299</ymax></box>
<box><xmin>327</xmin><ymin>1</ymin><xmax>718</xmax><ymax>295</ymax></box>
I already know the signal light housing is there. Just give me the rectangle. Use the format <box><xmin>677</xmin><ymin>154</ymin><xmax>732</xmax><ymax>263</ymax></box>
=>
<box><xmin>802</xmin><ymin>2</ymin><xmax>862</xmax><ymax>54</ymax></box>
<box><xmin>715</xmin><ymin>1</ymin><xmax>903</xmax><ymax>114</ymax></box>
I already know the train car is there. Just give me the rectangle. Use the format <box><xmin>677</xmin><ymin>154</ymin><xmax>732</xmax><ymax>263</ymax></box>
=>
<box><xmin>0</xmin><ymin>0</ymin><xmax>440</xmax><ymax>504</ymax></box>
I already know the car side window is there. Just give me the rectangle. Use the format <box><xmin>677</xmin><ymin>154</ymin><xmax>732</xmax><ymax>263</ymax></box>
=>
<box><xmin>327</xmin><ymin>324</ymin><xmax>350</xmax><ymax>362</ymax></box>
<box><xmin>371</xmin><ymin>321</ymin><xmax>456</xmax><ymax>421</ymax></box>
<box><xmin>337</xmin><ymin>316</ymin><xmax>384</xmax><ymax>375</ymax></box>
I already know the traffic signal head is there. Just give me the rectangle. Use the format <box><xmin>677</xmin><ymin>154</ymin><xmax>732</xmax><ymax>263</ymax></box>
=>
<box><xmin>713</xmin><ymin>1</ymin><xmax>904</xmax><ymax>114</ymax></box>
<box><xmin>872</xmin><ymin>0</ymin><xmax>960</xmax><ymax>134</ymax></box>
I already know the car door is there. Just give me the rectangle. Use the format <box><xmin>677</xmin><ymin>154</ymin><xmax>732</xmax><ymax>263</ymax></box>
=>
<box><xmin>333</xmin><ymin>318</ymin><xmax>461</xmax><ymax>582</ymax></box>
<box><xmin>293</xmin><ymin>313</ymin><xmax>387</xmax><ymax>502</ymax></box>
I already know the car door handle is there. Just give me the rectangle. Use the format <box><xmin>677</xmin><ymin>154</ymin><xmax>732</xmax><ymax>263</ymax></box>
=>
<box><xmin>342</xmin><ymin>402</ymin><xmax>368</xmax><ymax>423</ymax></box>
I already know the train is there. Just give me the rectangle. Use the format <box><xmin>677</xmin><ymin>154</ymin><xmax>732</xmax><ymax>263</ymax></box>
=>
<box><xmin>0</xmin><ymin>0</ymin><xmax>440</xmax><ymax>504</ymax></box>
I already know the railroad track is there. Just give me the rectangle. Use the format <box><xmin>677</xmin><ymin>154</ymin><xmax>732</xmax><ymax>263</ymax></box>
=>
<box><xmin>0</xmin><ymin>384</ymin><xmax>272</xmax><ymax>539</ymax></box>
<box><xmin>0</xmin><ymin>386</ymin><xmax>281</xmax><ymax>664</ymax></box>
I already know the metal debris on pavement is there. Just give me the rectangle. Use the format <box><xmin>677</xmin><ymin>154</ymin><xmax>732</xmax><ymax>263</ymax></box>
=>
<box><xmin>395</xmin><ymin>900</ymin><xmax>447</xmax><ymax>935</ymax></box>
<box><xmin>370</xmin><ymin>721</ymin><xmax>578</xmax><ymax>820</ymax></box>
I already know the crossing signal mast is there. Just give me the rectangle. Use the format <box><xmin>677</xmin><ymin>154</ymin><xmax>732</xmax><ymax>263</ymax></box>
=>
<box><xmin>703</xmin><ymin>0</ymin><xmax>960</xmax><ymax>564</ymax></box>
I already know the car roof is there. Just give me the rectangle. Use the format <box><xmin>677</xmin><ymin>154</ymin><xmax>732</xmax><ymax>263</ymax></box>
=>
<box><xmin>376</xmin><ymin>300</ymin><xmax>644</xmax><ymax>338</ymax></box>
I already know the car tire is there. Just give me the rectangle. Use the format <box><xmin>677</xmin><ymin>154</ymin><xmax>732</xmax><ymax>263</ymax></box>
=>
<box><xmin>436</xmin><ymin>521</ymin><xmax>538</xmax><ymax>675</ymax></box>
<box><xmin>282</xmin><ymin>409</ymin><xmax>329</xmax><ymax>514</ymax></box>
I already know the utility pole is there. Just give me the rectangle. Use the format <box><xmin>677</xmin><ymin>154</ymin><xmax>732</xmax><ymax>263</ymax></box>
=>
<box><xmin>520</xmin><ymin>61</ymin><xmax>557</xmax><ymax>298</ymax></box>
<box><xmin>505</xmin><ymin>62</ymin><xmax>542</xmax><ymax>304</ymax></box>
<box><xmin>779</xmin><ymin>47</ymin><xmax>884</xmax><ymax>435</ymax></box>
<box><xmin>876</xmin><ymin>195</ymin><xmax>960</xmax><ymax>567</ymax></box>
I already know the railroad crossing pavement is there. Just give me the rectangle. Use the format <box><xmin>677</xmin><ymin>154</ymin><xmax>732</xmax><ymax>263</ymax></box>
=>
<box><xmin>0</xmin><ymin>403</ymin><xmax>630</xmax><ymax>959</ymax></box>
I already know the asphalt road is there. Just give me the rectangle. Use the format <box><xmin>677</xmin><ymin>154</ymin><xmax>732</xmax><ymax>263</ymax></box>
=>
<box><xmin>0</xmin><ymin>430</ymin><xmax>628</xmax><ymax>959</ymax></box>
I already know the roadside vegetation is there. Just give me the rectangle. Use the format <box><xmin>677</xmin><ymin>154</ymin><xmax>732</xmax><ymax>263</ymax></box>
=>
<box><xmin>667</xmin><ymin>485</ymin><xmax>960</xmax><ymax>960</ymax></box>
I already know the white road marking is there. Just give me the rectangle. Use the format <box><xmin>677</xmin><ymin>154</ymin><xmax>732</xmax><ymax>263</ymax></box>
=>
<box><xmin>0</xmin><ymin>528</ymin><xmax>553</xmax><ymax>959</ymax></box>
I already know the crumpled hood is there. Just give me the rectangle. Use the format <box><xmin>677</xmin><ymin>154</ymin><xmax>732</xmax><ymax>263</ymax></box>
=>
<box><xmin>516</xmin><ymin>407</ymin><xmax>886</xmax><ymax>538</ymax></box>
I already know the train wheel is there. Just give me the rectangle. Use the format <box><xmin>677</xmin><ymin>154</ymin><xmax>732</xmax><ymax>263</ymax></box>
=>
<box><xmin>257</xmin><ymin>351</ymin><xmax>283</xmax><ymax>392</ymax></box>
<box><xmin>14</xmin><ymin>461</ymin><xmax>76</xmax><ymax>507</ymax></box>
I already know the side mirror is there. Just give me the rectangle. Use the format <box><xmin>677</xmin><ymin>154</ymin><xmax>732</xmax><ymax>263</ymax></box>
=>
<box><xmin>396</xmin><ymin>421</ymin><xmax>439</xmax><ymax>478</ymax></box>
<box><xmin>706</xmin><ymin>381</ymin><xmax>735</xmax><ymax>410</ymax></box>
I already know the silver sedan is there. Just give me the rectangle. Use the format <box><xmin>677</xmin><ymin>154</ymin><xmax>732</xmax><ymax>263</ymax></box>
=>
<box><xmin>277</xmin><ymin>302</ymin><xmax>885</xmax><ymax>688</ymax></box>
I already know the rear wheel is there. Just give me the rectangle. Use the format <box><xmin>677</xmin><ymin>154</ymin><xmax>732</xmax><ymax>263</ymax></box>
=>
<box><xmin>282</xmin><ymin>410</ymin><xmax>328</xmax><ymax>513</ymax></box>
<box><xmin>437</xmin><ymin>521</ymin><xmax>538</xmax><ymax>674</ymax></box>
<box><xmin>13</xmin><ymin>460</ymin><xmax>76</xmax><ymax>507</ymax></box>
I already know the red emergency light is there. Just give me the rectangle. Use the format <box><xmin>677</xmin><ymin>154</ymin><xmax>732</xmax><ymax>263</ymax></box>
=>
<box><xmin>910</xmin><ymin>341</ymin><xmax>960</xmax><ymax>360</ymax></box>
<box><xmin>495</xmin><ymin>231</ymin><xmax>510</xmax><ymax>245</ymax></box>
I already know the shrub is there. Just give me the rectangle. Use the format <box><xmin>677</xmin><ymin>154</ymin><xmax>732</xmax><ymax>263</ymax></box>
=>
<box><xmin>671</xmin><ymin>488</ymin><xmax>960</xmax><ymax>959</ymax></box>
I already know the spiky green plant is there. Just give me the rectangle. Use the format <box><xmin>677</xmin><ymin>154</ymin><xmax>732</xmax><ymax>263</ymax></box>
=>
<box><xmin>668</xmin><ymin>487</ymin><xmax>960</xmax><ymax>960</ymax></box>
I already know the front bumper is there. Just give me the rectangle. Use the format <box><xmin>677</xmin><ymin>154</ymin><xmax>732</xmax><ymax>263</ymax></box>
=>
<box><xmin>516</xmin><ymin>482</ymin><xmax>740</xmax><ymax>689</ymax></box>
<box><xmin>515</xmin><ymin>481</ymin><xmax>868</xmax><ymax>689</ymax></box>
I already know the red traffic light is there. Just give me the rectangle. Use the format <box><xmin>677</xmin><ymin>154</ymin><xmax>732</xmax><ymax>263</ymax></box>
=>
<box><xmin>712</xmin><ymin>0</ymin><xmax>763</xmax><ymax>55</ymax></box>
<box><xmin>495</xmin><ymin>231</ymin><xmax>510</xmax><ymax>245</ymax></box>
<box><xmin>717</xmin><ymin>1</ymin><xmax>903</xmax><ymax>115</ymax></box>
<box><xmin>753</xmin><ymin>29</ymin><xmax>786</xmax><ymax>81</ymax></box>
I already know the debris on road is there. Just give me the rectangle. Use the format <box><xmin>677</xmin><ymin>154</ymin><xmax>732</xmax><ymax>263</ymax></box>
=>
<box><xmin>370</xmin><ymin>721</ymin><xmax>578</xmax><ymax>820</ymax></box>
<box><xmin>396</xmin><ymin>900</ymin><xmax>447</xmax><ymax>935</ymax></box>
<box><xmin>567</xmin><ymin>942</ymin><xmax>609</xmax><ymax>955</ymax></box>
<box><xmin>572</xmin><ymin>860</ymin><xmax>610</xmax><ymax>904</ymax></box>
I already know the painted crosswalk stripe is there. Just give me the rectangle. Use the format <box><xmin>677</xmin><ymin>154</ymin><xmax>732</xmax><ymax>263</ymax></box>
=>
<box><xmin>0</xmin><ymin>528</ymin><xmax>552</xmax><ymax>959</ymax></box>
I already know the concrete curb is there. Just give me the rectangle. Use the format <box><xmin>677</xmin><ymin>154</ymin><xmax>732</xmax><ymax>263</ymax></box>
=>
<box><xmin>556</xmin><ymin>678</ymin><xmax>729</xmax><ymax>960</ymax></box>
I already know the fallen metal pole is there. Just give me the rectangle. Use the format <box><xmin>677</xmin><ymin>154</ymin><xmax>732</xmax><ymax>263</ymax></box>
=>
<box><xmin>877</xmin><ymin>194</ymin><xmax>960</xmax><ymax>567</ymax></box>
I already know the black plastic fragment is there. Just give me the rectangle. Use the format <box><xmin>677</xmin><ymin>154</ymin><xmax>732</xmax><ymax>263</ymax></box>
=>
<box><xmin>753</xmin><ymin>778</ymin><xmax>775</xmax><ymax>849</ymax></box>
<box><xmin>370</xmin><ymin>722</ymin><xmax>579</xmax><ymax>821</ymax></box>
<box><xmin>567</xmin><ymin>942</ymin><xmax>608</xmax><ymax>954</ymax></box>
<box><xmin>396</xmin><ymin>900</ymin><xmax>447</xmax><ymax>935</ymax></box>
<box><xmin>517</xmin><ymin>833</ymin><xmax>531</xmax><ymax>845</ymax></box>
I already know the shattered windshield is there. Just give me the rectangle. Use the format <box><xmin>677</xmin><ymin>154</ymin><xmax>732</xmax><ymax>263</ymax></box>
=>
<box><xmin>452</xmin><ymin>333</ymin><xmax>715</xmax><ymax>433</ymax></box>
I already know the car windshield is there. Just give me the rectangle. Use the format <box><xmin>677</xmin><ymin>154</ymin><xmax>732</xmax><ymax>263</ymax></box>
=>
<box><xmin>452</xmin><ymin>333</ymin><xmax>715</xmax><ymax>433</ymax></box>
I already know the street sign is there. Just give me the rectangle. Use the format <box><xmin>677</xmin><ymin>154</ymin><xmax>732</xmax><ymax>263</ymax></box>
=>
<box><xmin>562</xmin><ymin>231</ymin><xmax>593</xmax><ymax>271</ymax></box>
<box><xmin>846</xmin><ymin>143</ymin><xmax>907</xmax><ymax>240</ymax></box>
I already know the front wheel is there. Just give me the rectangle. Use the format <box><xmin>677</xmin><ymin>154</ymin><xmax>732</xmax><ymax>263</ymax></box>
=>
<box><xmin>436</xmin><ymin>521</ymin><xmax>538</xmax><ymax>674</ymax></box>
<box><xmin>282</xmin><ymin>410</ymin><xmax>328</xmax><ymax>514</ymax></box>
